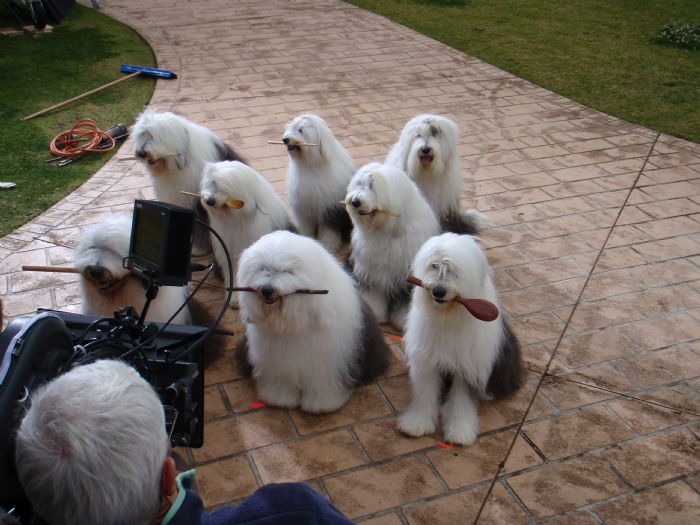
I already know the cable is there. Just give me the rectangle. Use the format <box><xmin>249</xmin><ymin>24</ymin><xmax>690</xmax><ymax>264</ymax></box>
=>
<box><xmin>49</xmin><ymin>118</ymin><xmax>116</xmax><ymax>158</ymax></box>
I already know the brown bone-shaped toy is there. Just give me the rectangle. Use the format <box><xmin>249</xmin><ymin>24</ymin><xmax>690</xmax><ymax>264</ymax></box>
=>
<box><xmin>407</xmin><ymin>275</ymin><xmax>499</xmax><ymax>322</ymax></box>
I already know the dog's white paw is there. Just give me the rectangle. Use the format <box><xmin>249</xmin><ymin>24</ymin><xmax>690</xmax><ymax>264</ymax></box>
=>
<box><xmin>443</xmin><ymin>420</ymin><xmax>478</xmax><ymax>446</ymax></box>
<box><xmin>257</xmin><ymin>381</ymin><xmax>300</xmax><ymax>409</ymax></box>
<box><xmin>300</xmin><ymin>389</ymin><xmax>350</xmax><ymax>414</ymax></box>
<box><xmin>397</xmin><ymin>407</ymin><xmax>437</xmax><ymax>437</ymax></box>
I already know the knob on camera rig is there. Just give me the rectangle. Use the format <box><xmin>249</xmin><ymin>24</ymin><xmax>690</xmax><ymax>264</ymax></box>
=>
<box><xmin>0</xmin><ymin>200</ymin><xmax>234</xmax><ymax>523</ymax></box>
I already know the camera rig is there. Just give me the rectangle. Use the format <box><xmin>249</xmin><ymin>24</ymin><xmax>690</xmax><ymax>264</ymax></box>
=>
<box><xmin>0</xmin><ymin>200</ymin><xmax>234</xmax><ymax>522</ymax></box>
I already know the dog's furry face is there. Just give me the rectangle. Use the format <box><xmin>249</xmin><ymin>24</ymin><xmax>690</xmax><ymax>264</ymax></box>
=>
<box><xmin>412</xmin><ymin>233</ymin><xmax>490</xmax><ymax>311</ymax></box>
<box><xmin>397</xmin><ymin>115</ymin><xmax>458</xmax><ymax>178</ymax></box>
<box><xmin>237</xmin><ymin>231</ymin><xmax>330</xmax><ymax>331</ymax></box>
<box><xmin>345</xmin><ymin>163</ymin><xmax>400</xmax><ymax>230</ymax></box>
<box><xmin>200</xmin><ymin>161</ymin><xmax>256</xmax><ymax>214</ymax></box>
<box><xmin>131</xmin><ymin>110</ymin><xmax>191</xmax><ymax>173</ymax></box>
<box><xmin>75</xmin><ymin>214</ymin><xmax>133</xmax><ymax>293</ymax></box>
<box><xmin>282</xmin><ymin>114</ymin><xmax>330</xmax><ymax>162</ymax></box>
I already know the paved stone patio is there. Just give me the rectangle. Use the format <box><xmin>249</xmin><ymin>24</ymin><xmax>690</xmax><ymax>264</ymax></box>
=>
<box><xmin>2</xmin><ymin>0</ymin><xmax>700</xmax><ymax>523</ymax></box>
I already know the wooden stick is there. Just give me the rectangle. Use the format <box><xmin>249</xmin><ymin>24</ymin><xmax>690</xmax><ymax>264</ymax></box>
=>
<box><xmin>337</xmin><ymin>200</ymin><xmax>401</xmax><ymax>217</ymax></box>
<box><xmin>21</xmin><ymin>72</ymin><xmax>142</xmax><ymax>122</ymax></box>
<box><xmin>180</xmin><ymin>191</ymin><xmax>244</xmax><ymax>209</ymax></box>
<box><xmin>232</xmin><ymin>286</ymin><xmax>328</xmax><ymax>295</ymax></box>
<box><xmin>119</xmin><ymin>152</ymin><xmax>178</xmax><ymax>161</ymax></box>
<box><xmin>22</xmin><ymin>265</ymin><xmax>80</xmax><ymax>274</ymax></box>
<box><xmin>267</xmin><ymin>140</ymin><xmax>318</xmax><ymax>146</ymax></box>
<box><xmin>406</xmin><ymin>275</ymin><xmax>499</xmax><ymax>322</ymax></box>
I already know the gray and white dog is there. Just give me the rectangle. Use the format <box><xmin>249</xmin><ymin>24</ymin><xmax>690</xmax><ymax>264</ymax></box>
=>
<box><xmin>345</xmin><ymin>162</ymin><xmax>441</xmax><ymax>330</ymax></box>
<box><xmin>235</xmin><ymin>231</ymin><xmax>389</xmax><ymax>413</ymax></box>
<box><xmin>386</xmin><ymin>114</ymin><xmax>485</xmax><ymax>234</ymax></box>
<box><xmin>131</xmin><ymin>109</ymin><xmax>246</xmax><ymax>255</ymax></box>
<box><xmin>283</xmin><ymin>114</ymin><xmax>354</xmax><ymax>253</ymax></box>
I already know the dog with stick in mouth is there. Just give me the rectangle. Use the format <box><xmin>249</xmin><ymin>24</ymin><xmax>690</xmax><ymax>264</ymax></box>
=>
<box><xmin>131</xmin><ymin>109</ymin><xmax>246</xmax><ymax>256</ymax></box>
<box><xmin>75</xmin><ymin>213</ymin><xmax>191</xmax><ymax>324</ymax></box>
<box><xmin>199</xmin><ymin>160</ymin><xmax>297</xmax><ymax>307</ymax></box>
<box><xmin>344</xmin><ymin>162</ymin><xmax>441</xmax><ymax>331</ymax></box>
<box><xmin>386</xmin><ymin>114</ymin><xmax>485</xmax><ymax>234</ymax></box>
<box><xmin>397</xmin><ymin>233</ymin><xmax>521</xmax><ymax>445</ymax></box>
<box><xmin>235</xmin><ymin>230</ymin><xmax>389</xmax><ymax>413</ymax></box>
<box><xmin>282</xmin><ymin>114</ymin><xmax>354</xmax><ymax>253</ymax></box>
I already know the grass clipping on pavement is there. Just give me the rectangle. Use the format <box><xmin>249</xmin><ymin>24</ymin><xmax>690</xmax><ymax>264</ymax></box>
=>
<box><xmin>0</xmin><ymin>3</ymin><xmax>156</xmax><ymax>237</ymax></box>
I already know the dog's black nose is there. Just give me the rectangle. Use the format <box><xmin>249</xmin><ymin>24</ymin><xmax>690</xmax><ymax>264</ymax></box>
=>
<box><xmin>282</xmin><ymin>137</ymin><xmax>290</xmax><ymax>145</ymax></box>
<box><xmin>421</xmin><ymin>145</ymin><xmax>432</xmax><ymax>155</ymax></box>
<box><xmin>351</xmin><ymin>197</ymin><xmax>361</xmax><ymax>208</ymax></box>
<box><xmin>432</xmin><ymin>285</ymin><xmax>447</xmax><ymax>299</ymax></box>
<box><xmin>135</xmin><ymin>149</ymin><xmax>147</xmax><ymax>159</ymax></box>
<box><xmin>87</xmin><ymin>265</ymin><xmax>105</xmax><ymax>280</ymax></box>
<box><xmin>205</xmin><ymin>196</ymin><xmax>216</xmax><ymax>206</ymax></box>
<box><xmin>260</xmin><ymin>285</ymin><xmax>275</xmax><ymax>299</ymax></box>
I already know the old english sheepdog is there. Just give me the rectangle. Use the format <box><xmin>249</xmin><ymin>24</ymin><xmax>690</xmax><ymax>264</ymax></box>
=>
<box><xmin>282</xmin><ymin>113</ymin><xmax>354</xmax><ymax>252</ymax></box>
<box><xmin>75</xmin><ymin>214</ymin><xmax>191</xmax><ymax>324</ymax></box>
<box><xmin>235</xmin><ymin>230</ymin><xmax>389</xmax><ymax>413</ymax></box>
<box><xmin>385</xmin><ymin>114</ymin><xmax>485</xmax><ymax>234</ymax></box>
<box><xmin>397</xmin><ymin>233</ymin><xmax>521</xmax><ymax>445</ymax></box>
<box><xmin>200</xmin><ymin>160</ymin><xmax>297</xmax><ymax>306</ymax></box>
<box><xmin>131</xmin><ymin>109</ymin><xmax>246</xmax><ymax>255</ymax></box>
<box><xmin>345</xmin><ymin>162</ymin><xmax>440</xmax><ymax>331</ymax></box>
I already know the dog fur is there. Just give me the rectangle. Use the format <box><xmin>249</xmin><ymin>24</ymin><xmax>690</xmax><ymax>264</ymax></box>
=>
<box><xmin>397</xmin><ymin>233</ymin><xmax>521</xmax><ymax>445</ymax></box>
<box><xmin>283</xmin><ymin>114</ymin><xmax>354</xmax><ymax>253</ymax></box>
<box><xmin>346</xmin><ymin>162</ymin><xmax>441</xmax><ymax>330</ymax></box>
<box><xmin>131</xmin><ymin>109</ymin><xmax>245</xmax><ymax>255</ymax></box>
<box><xmin>74</xmin><ymin>214</ymin><xmax>191</xmax><ymax>324</ymax></box>
<box><xmin>235</xmin><ymin>231</ymin><xmax>389</xmax><ymax>413</ymax></box>
<box><xmin>385</xmin><ymin>114</ymin><xmax>485</xmax><ymax>234</ymax></box>
<box><xmin>200</xmin><ymin>161</ymin><xmax>297</xmax><ymax>306</ymax></box>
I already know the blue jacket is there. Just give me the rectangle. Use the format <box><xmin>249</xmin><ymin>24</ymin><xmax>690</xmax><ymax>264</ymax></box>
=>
<box><xmin>163</xmin><ymin>471</ymin><xmax>355</xmax><ymax>525</ymax></box>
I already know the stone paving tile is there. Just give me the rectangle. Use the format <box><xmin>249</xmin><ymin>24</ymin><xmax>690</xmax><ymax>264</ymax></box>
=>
<box><xmin>593</xmin><ymin>481</ymin><xmax>700</xmax><ymax>525</ymax></box>
<box><xmin>2</xmin><ymin>0</ymin><xmax>699</xmax><ymax>522</ymax></box>
<box><xmin>324</xmin><ymin>456</ymin><xmax>443</xmax><ymax>519</ymax></box>
<box><xmin>403</xmin><ymin>483</ymin><xmax>529</xmax><ymax>525</ymax></box>
<box><xmin>523</xmin><ymin>406</ymin><xmax>634</xmax><ymax>460</ymax></box>
<box><xmin>539</xmin><ymin>364</ymin><xmax>637</xmax><ymax>410</ymax></box>
<box><xmin>426</xmin><ymin>429</ymin><xmax>541</xmax><ymax>489</ymax></box>
<box><xmin>602</xmin><ymin>429</ymin><xmax>700</xmax><ymax>488</ymax></box>
<box><xmin>557</xmin><ymin>329</ymin><xmax>640</xmax><ymax>368</ymax></box>
<box><xmin>357</xmin><ymin>513</ymin><xmax>403</xmax><ymax>525</ymax></box>
<box><xmin>608</xmin><ymin>384</ymin><xmax>700</xmax><ymax>435</ymax></box>
<box><xmin>507</xmin><ymin>455</ymin><xmax>629</xmax><ymax>518</ymax></box>
<box><xmin>196</xmin><ymin>455</ymin><xmax>258</xmax><ymax>507</ymax></box>
<box><xmin>251</xmin><ymin>430</ymin><xmax>367</xmax><ymax>484</ymax></box>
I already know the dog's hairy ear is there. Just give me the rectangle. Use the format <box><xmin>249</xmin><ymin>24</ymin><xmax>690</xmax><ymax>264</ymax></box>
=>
<box><xmin>175</xmin><ymin>128</ymin><xmax>191</xmax><ymax>170</ymax></box>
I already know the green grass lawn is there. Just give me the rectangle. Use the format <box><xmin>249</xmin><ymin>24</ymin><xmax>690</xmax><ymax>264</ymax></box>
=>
<box><xmin>347</xmin><ymin>0</ymin><xmax>700</xmax><ymax>143</ymax></box>
<box><xmin>0</xmin><ymin>3</ymin><xmax>156</xmax><ymax>237</ymax></box>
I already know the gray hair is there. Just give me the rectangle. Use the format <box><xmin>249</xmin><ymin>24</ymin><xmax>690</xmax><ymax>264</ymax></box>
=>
<box><xmin>15</xmin><ymin>360</ymin><xmax>169</xmax><ymax>525</ymax></box>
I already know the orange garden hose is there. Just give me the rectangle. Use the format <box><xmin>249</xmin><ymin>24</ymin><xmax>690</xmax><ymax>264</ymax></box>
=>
<box><xmin>49</xmin><ymin>118</ymin><xmax>116</xmax><ymax>158</ymax></box>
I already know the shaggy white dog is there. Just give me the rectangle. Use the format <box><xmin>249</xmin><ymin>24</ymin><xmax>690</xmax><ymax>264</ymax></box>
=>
<box><xmin>131</xmin><ymin>109</ymin><xmax>246</xmax><ymax>255</ymax></box>
<box><xmin>200</xmin><ymin>160</ymin><xmax>297</xmax><ymax>306</ymax></box>
<box><xmin>397</xmin><ymin>233</ymin><xmax>521</xmax><ymax>445</ymax></box>
<box><xmin>385</xmin><ymin>114</ymin><xmax>484</xmax><ymax>234</ymax></box>
<box><xmin>235</xmin><ymin>231</ymin><xmax>389</xmax><ymax>413</ymax></box>
<box><xmin>345</xmin><ymin>162</ymin><xmax>440</xmax><ymax>330</ymax></box>
<box><xmin>75</xmin><ymin>214</ymin><xmax>191</xmax><ymax>324</ymax></box>
<box><xmin>283</xmin><ymin>113</ymin><xmax>354</xmax><ymax>252</ymax></box>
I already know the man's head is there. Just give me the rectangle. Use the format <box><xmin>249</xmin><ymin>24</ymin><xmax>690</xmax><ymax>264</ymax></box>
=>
<box><xmin>15</xmin><ymin>360</ymin><xmax>171</xmax><ymax>525</ymax></box>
